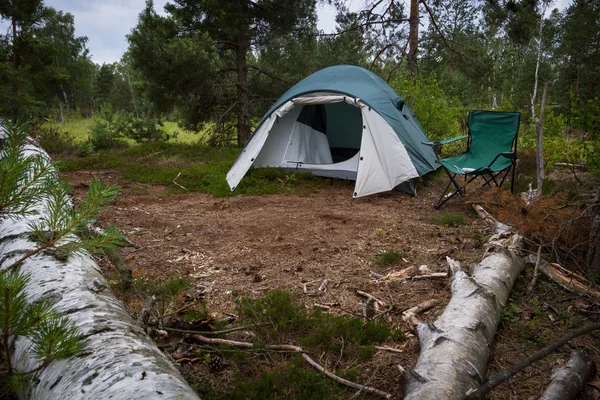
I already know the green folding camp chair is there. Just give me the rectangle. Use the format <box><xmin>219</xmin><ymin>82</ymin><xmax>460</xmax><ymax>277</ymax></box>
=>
<box><xmin>423</xmin><ymin>110</ymin><xmax>521</xmax><ymax>209</ymax></box>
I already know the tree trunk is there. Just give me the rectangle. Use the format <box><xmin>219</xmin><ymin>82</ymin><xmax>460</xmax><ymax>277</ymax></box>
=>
<box><xmin>12</xmin><ymin>18</ymin><xmax>18</xmax><ymax>70</ymax></box>
<box><xmin>235</xmin><ymin>30</ymin><xmax>251</xmax><ymax>146</ymax></box>
<box><xmin>404</xmin><ymin>205</ymin><xmax>525</xmax><ymax>399</ymax></box>
<box><xmin>407</xmin><ymin>0</ymin><xmax>419</xmax><ymax>76</ymax></box>
<box><xmin>538</xmin><ymin>350</ymin><xmax>594</xmax><ymax>400</ymax></box>
<box><xmin>530</xmin><ymin>6</ymin><xmax>546</xmax><ymax>121</ymax></box>
<box><xmin>536</xmin><ymin>82</ymin><xmax>549</xmax><ymax>195</ymax></box>
<box><xmin>0</xmin><ymin>133</ymin><xmax>199</xmax><ymax>399</ymax></box>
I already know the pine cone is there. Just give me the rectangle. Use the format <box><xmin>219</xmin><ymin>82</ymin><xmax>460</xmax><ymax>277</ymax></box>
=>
<box><xmin>207</xmin><ymin>355</ymin><xmax>223</xmax><ymax>372</ymax></box>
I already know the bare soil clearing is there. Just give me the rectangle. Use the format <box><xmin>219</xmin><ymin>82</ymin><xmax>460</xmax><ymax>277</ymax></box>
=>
<box><xmin>62</xmin><ymin>170</ymin><xmax>600</xmax><ymax>399</ymax></box>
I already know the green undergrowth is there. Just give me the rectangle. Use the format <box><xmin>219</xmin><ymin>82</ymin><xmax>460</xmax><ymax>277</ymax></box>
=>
<box><xmin>434</xmin><ymin>212</ymin><xmax>469</xmax><ymax>228</ymax></box>
<box><xmin>236</xmin><ymin>290</ymin><xmax>404</xmax><ymax>357</ymax></box>
<box><xmin>373</xmin><ymin>248</ymin><xmax>403</xmax><ymax>267</ymax></box>
<box><xmin>196</xmin><ymin>356</ymin><xmax>346</xmax><ymax>399</ymax></box>
<box><xmin>56</xmin><ymin>142</ymin><xmax>342</xmax><ymax>196</ymax></box>
<box><xmin>187</xmin><ymin>290</ymin><xmax>405</xmax><ymax>399</ymax></box>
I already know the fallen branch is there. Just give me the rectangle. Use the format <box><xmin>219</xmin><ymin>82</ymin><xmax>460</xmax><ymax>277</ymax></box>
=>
<box><xmin>375</xmin><ymin>345</ymin><xmax>405</xmax><ymax>354</ymax></box>
<box><xmin>527</xmin><ymin>246</ymin><xmax>543</xmax><ymax>294</ymax></box>
<box><xmin>164</xmin><ymin>325</ymin><xmax>253</xmax><ymax>336</ymax></box>
<box><xmin>466</xmin><ymin>322</ymin><xmax>600</xmax><ymax>399</ymax></box>
<box><xmin>137</xmin><ymin>295</ymin><xmax>159</xmax><ymax>327</ymax></box>
<box><xmin>402</xmin><ymin>299</ymin><xmax>441</xmax><ymax>328</ymax></box>
<box><xmin>534</xmin><ymin>257</ymin><xmax>600</xmax><ymax>300</ymax></box>
<box><xmin>538</xmin><ymin>350</ymin><xmax>594</xmax><ymax>400</ymax></box>
<box><xmin>190</xmin><ymin>334</ymin><xmax>391</xmax><ymax>398</ymax></box>
<box><xmin>307</xmin><ymin>279</ymin><xmax>330</xmax><ymax>297</ymax></box>
<box><xmin>173</xmin><ymin>172</ymin><xmax>188</xmax><ymax>191</ymax></box>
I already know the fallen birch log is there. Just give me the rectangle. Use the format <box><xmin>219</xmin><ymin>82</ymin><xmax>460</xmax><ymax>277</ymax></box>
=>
<box><xmin>404</xmin><ymin>205</ymin><xmax>525</xmax><ymax>399</ymax></box>
<box><xmin>538</xmin><ymin>350</ymin><xmax>594</xmax><ymax>400</ymax></box>
<box><xmin>0</xmin><ymin>129</ymin><xmax>198</xmax><ymax>399</ymax></box>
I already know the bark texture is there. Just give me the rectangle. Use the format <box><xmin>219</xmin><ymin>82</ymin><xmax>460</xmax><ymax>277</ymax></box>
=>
<box><xmin>538</xmin><ymin>350</ymin><xmax>594</xmax><ymax>400</ymax></box>
<box><xmin>404</xmin><ymin>205</ymin><xmax>525</xmax><ymax>399</ymax></box>
<box><xmin>0</xmin><ymin>135</ymin><xmax>199</xmax><ymax>399</ymax></box>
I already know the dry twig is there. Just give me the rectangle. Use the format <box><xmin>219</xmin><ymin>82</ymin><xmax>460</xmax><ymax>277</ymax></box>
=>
<box><xmin>190</xmin><ymin>334</ymin><xmax>392</xmax><ymax>398</ymax></box>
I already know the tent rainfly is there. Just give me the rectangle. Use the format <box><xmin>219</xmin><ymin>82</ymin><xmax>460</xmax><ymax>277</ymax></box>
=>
<box><xmin>227</xmin><ymin>65</ymin><xmax>439</xmax><ymax>198</ymax></box>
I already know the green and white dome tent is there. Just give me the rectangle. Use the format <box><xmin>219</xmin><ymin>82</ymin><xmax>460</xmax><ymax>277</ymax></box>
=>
<box><xmin>227</xmin><ymin>65</ymin><xmax>439</xmax><ymax>198</ymax></box>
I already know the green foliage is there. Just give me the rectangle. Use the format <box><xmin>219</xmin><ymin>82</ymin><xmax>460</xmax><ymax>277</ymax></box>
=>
<box><xmin>33</xmin><ymin>124</ymin><xmax>78</xmax><ymax>155</ymax></box>
<box><xmin>373</xmin><ymin>248</ymin><xmax>402</xmax><ymax>267</ymax></box>
<box><xmin>391</xmin><ymin>75</ymin><xmax>465</xmax><ymax>143</ymax></box>
<box><xmin>199</xmin><ymin>356</ymin><xmax>340</xmax><ymax>400</ymax></box>
<box><xmin>0</xmin><ymin>120</ymin><xmax>54</xmax><ymax>217</ymax></box>
<box><xmin>0</xmin><ymin>270</ymin><xmax>83</xmax><ymax>388</ymax></box>
<box><xmin>89</xmin><ymin>105</ymin><xmax>127</xmax><ymax>150</ymax></box>
<box><xmin>77</xmin><ymin>141</ymin><xmax>95</xmax><ymax>157</ymax></box>
<box><xmin>236</xmin><ymin>290</ymin><xmax>404</xmax><ymax>357</ymax></box>
<box><xmin>28</xmin><ymin>176</ymin><xmax>126</xmax><ymax>255</ymax></box>
<box><xmin>158</xmin><ymin>277</ymin><xmax>192</xmax><ymax>297</ymax></box>
<box><xmin>434</xmin><ymin>213</ymin><xmax>469</xmax><ymax>228</ymax></box>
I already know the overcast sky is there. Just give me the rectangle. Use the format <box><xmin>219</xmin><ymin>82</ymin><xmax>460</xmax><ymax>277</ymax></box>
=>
<box><xmin>1</xmin><ymin>0</ymin><xmax>569</xmax><ymax>65</ymax></box>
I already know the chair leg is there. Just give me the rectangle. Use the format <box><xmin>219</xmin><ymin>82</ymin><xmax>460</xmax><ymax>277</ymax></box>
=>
<box><xmin>435</xmin><ymin>171</ymin><xmax>464</xmax><ymax>209</ymax></box>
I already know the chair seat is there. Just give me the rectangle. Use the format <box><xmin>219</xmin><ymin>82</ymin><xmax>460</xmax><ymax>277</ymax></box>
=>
<box><xmin>440</xmin><ymin>152</ymin><xmax>513</xmax><ymax>175</ymax></box>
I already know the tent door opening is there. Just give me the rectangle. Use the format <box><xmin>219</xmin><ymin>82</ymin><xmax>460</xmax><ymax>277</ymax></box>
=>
<box><xmin>290</xmin><ymin>102</ymin><xmax>363</xmax><ymax>165</ymax></box>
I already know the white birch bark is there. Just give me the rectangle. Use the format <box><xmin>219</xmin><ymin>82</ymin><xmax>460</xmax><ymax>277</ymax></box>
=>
<box><xmin>538</xmin><ymin>350</ymin><xmax>594</xmax><ymax>400</ymax></box>
<box><xmin>0</xmin><ymin>129</ymin><xmax>199</xmax><ymax>399</ymax></box>
<box><xmin>404</xmin><ymin>206</ymin><xmax>526</xmax><ymax>399</ymax></box>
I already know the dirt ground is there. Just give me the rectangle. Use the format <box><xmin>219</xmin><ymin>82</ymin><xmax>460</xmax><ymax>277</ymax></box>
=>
<box><xmin>63</xmin><ymin>170</ymin><xmax>600</xmax><ymax>399</ymax></box>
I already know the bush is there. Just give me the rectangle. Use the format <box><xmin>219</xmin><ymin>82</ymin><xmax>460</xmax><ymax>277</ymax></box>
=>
<box><xmin>33</xmin><ymin>124</ymin><xmax>77</xmax><ymax>155</ymax></box>
<box><xmin>77</xmin><ymin>141</ymin><xmax>95</xmax><ymax>157</ymax></box>
<box><xmin>391</xmin><ymin>74</ymin><xmax>465</xmax><ymax>143</ymax></box>
<box><xmin>117</xmin><ymin>113</ymin><xmax>169</xmax><ymax>143</ymax></box>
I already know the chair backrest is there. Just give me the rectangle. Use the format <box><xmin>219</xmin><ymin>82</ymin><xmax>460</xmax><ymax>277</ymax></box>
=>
<box><xmin>468</xmin><ymin>110</ymin><xmax>520</xmax><ymax>161</ymax></box>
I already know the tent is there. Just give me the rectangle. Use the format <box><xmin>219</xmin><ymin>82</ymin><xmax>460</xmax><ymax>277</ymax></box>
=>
<box><xmin>226</xmin><ymin>65</ymin><xmax>439</xmax><ymax>198</ymax></box>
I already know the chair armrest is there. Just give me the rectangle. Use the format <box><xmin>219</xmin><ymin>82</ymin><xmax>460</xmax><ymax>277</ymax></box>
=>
<box><xmin>422</xmin><ymin>135</ymin><xmax>469</xmax><ymax>146</ymax></box>
<box><xmin>488</xmin><ymin>152</ymin><xmax>517</xmax><ymax>166</ymax></box>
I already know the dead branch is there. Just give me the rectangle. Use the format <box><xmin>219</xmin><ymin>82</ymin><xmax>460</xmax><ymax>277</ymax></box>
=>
<box><xmin>534</xmin><ymin>257</ymin><xmax>600</xmax><ymax>300</ymax></box>
<box><xmin>137</xmin><ymin>295</ymin><xmax>159</xmax><ymax>327</ymax></box>
<box><xmin>375</xmin><ymin>345</ymin><xmax>405</xmax><ymax>354</ymax></box>
<box><xmin>248</xmin><ymin>65</ymin><xmax>295</xmax><ymax>85</ymax></box>
<box><xmin>190</xmin><ymin>334</ymin><xmax>392</xmax><ymax>398</ymax></box>
<box><xmin>317</xmin><ymin>18</ymin><xmax>410</xmax><ymax>37</ymax></box>
<box><xmin>411</xmin><ymin>272</ymin><xmax>448</xmax><ymax>280</ymax></box>
<box><xmin>420</xmin><ymin>0</ymin><xmax>477</xmax><ymax>66</ymax></box>
<box><xmin>307</xmin><ymin>279</ymin><xmax>330</xmax><ymax>296</ymax></box>
<box><xmin>173</xmin><ymin>172</ymin><xmax>188</xmax><ymax>191</ymax></box>
<box><xmin>402</xmin><ymin>298</ymin><xmax>441</xmax><ymax>328</ymax></box>
<box><xmin>164</xmin><ymin>325</ymin><xmax>252</xmax><ymax>336</ymax></box>
<box><xmin>466</xmin><ymin>322</ymin><xmax>600</xmax><ymax>399</ymax></box>
<box><xmin>527</xmin><ymin>246</ymin><xmax>543</xmax><ymax>294</ymax></box>
<box><xmin>357</xmin><ymin>290</ymin><xmax>387</xmax><ymax>307</ymax></box>
<box><xmin>300</xmin><ymin>353</ymin><xmax>391</xmax><ymax>398</ymax></box>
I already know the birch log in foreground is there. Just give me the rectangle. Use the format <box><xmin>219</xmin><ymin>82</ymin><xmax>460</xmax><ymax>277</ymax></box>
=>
<box><xmin>0</xmin><ymin>131</ymin><xmax>199</xmax><ymax>399</ymax></box>
<box><xmin>404</xmin><ymin>205</ymin><xmax>526</xmax><ymax>399</ymax></box>
<box><xmin>538</xmin><ymin>350</ymin><xmax>594</xmax><ymax>400</ymax></box>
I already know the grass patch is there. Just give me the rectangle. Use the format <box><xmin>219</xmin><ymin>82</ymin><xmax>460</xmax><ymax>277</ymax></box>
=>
<box><xmin>434</xmin><ymin>212</ymin><xmax>469</xmax><ymax>227</ymax></box>
<box><xmin>47</xmin><ymin>118</ymin><xmax>205</xmax><ymax>144</ymax></box>
<box><xmin>373</xmin><ymin>248</ymin><xmax>402</xmax><ymax>267</ymax></box>
<box><xmin>56</xmin><ymin>141</ymin><xmax>347</xmax><ymax>197</ymax></box>
<box><xmin>197</xmin><ymin>356</ymin><xmax>343</xmax><ymax>399</ymax></box>
<box><xmin>236</xmin><ymin>290</ymin><xmax>404</xmax><ymax>357</ymax></box>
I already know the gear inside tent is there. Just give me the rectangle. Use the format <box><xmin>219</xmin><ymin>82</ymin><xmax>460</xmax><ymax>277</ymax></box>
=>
<box><xmin>226</xmin><ymin>65</ymin><xmax>439</xmax><ymax>198</ymax></box>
